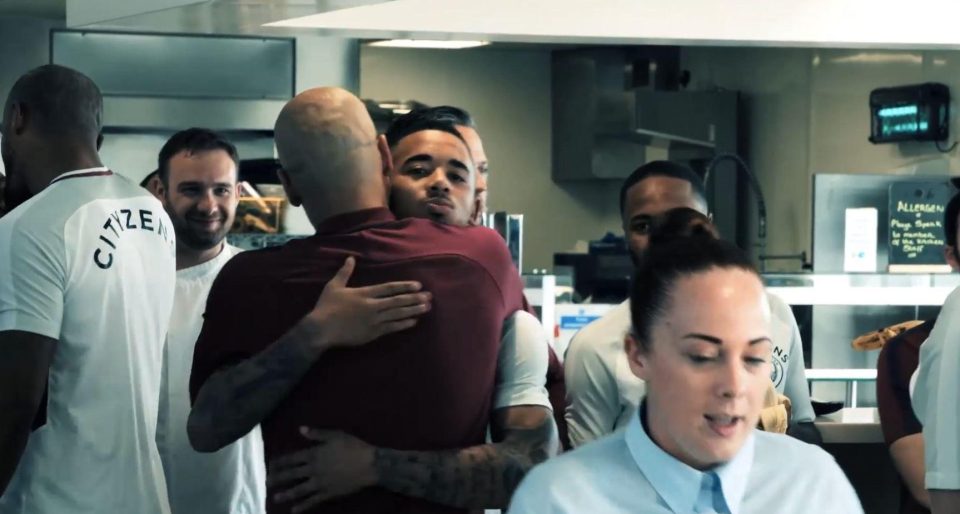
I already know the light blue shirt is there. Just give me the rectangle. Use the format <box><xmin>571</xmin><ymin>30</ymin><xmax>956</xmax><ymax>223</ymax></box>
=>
<box><xmin>509</xmin><ymin>406</ymin><xmax>863</xmax><ymax>514</ymax></box>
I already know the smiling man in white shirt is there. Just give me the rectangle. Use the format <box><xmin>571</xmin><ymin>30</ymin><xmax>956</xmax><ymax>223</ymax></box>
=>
<box><xmin>0</xmin><ymin>65</ymin><xmax>176</xmax><ymax>513</ymax></box>
<box><xmin>152</xmin><ymin>128</ymin><xmax>267</xmax><ymax>514</ymax></box>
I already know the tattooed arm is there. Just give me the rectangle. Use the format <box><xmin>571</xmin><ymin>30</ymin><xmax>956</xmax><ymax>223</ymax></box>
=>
<box><xmin>269</xmin><ymin>406</ymin><xmax>558</xmax><ymax>511</ymax></box>
<box><xmin>376</xmin><ymin>405</ymin><xmax>558</xmax><ymax>508</ymax></box>
<box><xmin>188</xmin><ymin>257</ymin><xmax>431</xmax><ymax>452</ymax></box>
<box><xmin>188</xmin><ymin>319</ymin><xmax>324</xmax><ymax>453</ymax></box>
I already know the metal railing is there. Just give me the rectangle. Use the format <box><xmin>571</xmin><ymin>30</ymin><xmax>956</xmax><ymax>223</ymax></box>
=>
<box><xmin>805</xmin><ymin>369</ymin><xmax>878</xmax><ymax>408</ymax></box>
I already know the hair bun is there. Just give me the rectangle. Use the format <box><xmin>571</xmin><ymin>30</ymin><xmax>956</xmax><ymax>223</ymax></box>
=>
<box><xmin>648</xmin><ymin>207</ymin><xmax>719</xmax><ymax>247</ymax></box>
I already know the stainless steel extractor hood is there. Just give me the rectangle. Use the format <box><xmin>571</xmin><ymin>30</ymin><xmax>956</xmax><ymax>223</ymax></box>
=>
<box><xmin>552</xmin><ymin>47</ymin><xmax>738</xmax><ymax>181</ymax></box>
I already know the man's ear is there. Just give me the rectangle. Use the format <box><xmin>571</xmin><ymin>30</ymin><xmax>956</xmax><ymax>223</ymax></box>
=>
<box><xmin>231</xmin><ymin>182</ymin><xmax>242</xmax><ymax>207</ymax></box>
<box><xmin>377</xmin><ymin>134</ymin><xmax>393</xmax><ymax>178</ymax></box>
<box><xmin>10</xmin><ymin>102</ymin><xmax>26</xmax><ymax>135</ymax></box>
<box><xmin>625</xmin><ymin>332</ymin><xmax>651</xmax><ymax>381</ymax></box>
<box><xmin>277</xmin><ymin>168</ymin><xmax>302</xmax><ymax>207</ymax></box>
<box><xmin>149</xmin><ymin>176</ymin><xmax>164</xmax><ymax>201</ymax></box>
<box><xmin>944</xmin><ymin>245</ymin><xmax>960</xmax><ymax>271</ymax></box>
<box><xmin>469</xmin><ymin>195</ymin><xmax>483</xmax><ymax>226</ymax></box>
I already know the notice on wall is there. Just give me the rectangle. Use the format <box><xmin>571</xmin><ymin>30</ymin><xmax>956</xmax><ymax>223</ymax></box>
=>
<box><xmin>844</xmin><ymin>208</ymin><xmax>878</xmax><ymax>273</ymax></box>
<box><xmin>888</xmin><ymin>181</ymin><xmax>953</xmax><ymax>273</ymax></box>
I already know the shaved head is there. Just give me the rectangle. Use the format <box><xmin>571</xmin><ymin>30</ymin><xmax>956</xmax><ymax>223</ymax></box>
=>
<box><xmin>2</xmin><ymin>64</ymin><xmax>104</xmax><ymax>211</ymax></box>
<box><xmin>274</xmin><ymin>88</ymin><xmax>389</xmax><ymax>226</ymax></box>
<box><xmin>275</xmin><ymin>87</ymin><xmax>379</xmax><ymax>184</ymax></box>
<box><xmin>3</xmin><ymin>64</ymin><xmax>102</xmax><ymax>142</ymax></box>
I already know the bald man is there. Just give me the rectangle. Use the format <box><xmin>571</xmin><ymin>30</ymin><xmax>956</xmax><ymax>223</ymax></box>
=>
<box><xmin>0</xmin><ymin>65</ymin><xmax>176</xmax><ymax>512</ymax></box>
<box><xmin>187</xmin><ymin>88</ymin><xmax>558</xmax><ymax>514</ymax></box>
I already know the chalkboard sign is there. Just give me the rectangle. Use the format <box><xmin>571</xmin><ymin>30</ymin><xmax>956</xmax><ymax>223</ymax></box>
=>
<box><xmin>888</xmin><ymin>181</ymin><xmax>953</xmax><ymax>272</ymax></box>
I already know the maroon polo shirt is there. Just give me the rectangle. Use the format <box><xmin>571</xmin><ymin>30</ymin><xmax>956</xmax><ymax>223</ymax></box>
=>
<box><xmin>190</xmin><ymin>207</ymin><xmax>525</xmax><ymax>514</ymax></box>
<box><xmin>876</xmin><ymin>318</ymin><xmax>935</xmax><ymax>514</ymax></box>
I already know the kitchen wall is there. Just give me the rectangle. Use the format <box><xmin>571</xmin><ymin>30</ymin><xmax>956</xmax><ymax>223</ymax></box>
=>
<box><xmin>0</xmin><ymin>15</ymin><xmax>63</xmax><ymax>172</ymax></box>
<box><xmin>9</xmin><ymin>19</ymin><xmax>960</xmax><ymax>263</ymax></box>
<box><xmin>682</xmin><ymin>46</ymin><xmax>960</xmax><ymax>271</ymax></box>
<box><xmin>92</xmin><ymin>34</ymin><xmax>358</xmax><ymax>235</ymax></box>
<box><xmin>360</xmin><ymin>46</ymin><xmax>624</xmax><ymax>272</ymax></box>
<box><xmin>0</xmin><ymin>16</ymin><xmax>61</xmax><ymax>104</ymax></box>
<box><xmin>362</xmin><ymin>44</ymin><xmax>960</xmax><ymax>273</ymax></box>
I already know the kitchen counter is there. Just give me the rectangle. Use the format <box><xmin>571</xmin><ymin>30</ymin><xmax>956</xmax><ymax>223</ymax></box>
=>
<box><xmin>814</xmin><ymin>407</ymin><xmax>883</xmax><ymax>444</ymax></box>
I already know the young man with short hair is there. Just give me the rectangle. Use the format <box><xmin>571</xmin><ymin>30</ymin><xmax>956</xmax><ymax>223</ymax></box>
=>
<box><xmin>153</xmin><ymin>128</ymin><xmax>267</xmax><ymax>514</ymax></box>
<box><xmin>564</xmin><ymin>160</ymin><xmax>818</xmax><ymax>447</ymax></box>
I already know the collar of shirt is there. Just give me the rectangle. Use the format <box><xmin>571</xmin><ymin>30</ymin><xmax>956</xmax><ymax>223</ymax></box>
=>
<box><xmin>313</xmin><ymin>207</ymin><xmax>396</xmax><ymax>236</ymax></box>
<box><xmin>48</xmin><ymin>166</ymin><xmax>111</xmax><ymax>185</ymax></box>
<box><xmin>177</xmin><ymin>243</ymin><xmax>240</xmax><ymax>281</ymax></box>
<box><xmin>626</xmin><ymin>403</ymin><xmax>754</xmax><ymax>514</ymax></box>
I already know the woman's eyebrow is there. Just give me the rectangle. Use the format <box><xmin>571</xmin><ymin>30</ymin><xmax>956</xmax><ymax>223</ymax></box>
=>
<box><xmin>681</xmin><ymin>334</ymin><xmax>772</xmax><ymax>345</ymax></box>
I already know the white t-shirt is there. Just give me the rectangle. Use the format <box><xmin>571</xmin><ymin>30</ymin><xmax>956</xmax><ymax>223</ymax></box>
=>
<box><xmin>564</xmin><ymin>293</ymin><xmax>814</xmax><ymax>447</ymax></box>
<box><xmin>494</xmin><ymin>310</ymin><xmax>552</xmax><ymax>410</ymax></box>
<box><xmin>0</xmin><ymin>168</ymin><xmax>176</xmax><ymax>514</ymax></box>
<box><xmin>156</xmin><ymin>244</ymin><xmax>266</xmax><ymax>514</ymax></box>
<box><xmin>913</xmin><ymin>285</ymin><xmax>960</xmax><ymax>490</ymax></box>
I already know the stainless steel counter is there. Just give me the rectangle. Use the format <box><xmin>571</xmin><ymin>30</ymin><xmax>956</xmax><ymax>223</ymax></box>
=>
<box><xmin>814</xmin><ymin>408</ymin><xmax>883</xmax><ymax>444</ymax></box>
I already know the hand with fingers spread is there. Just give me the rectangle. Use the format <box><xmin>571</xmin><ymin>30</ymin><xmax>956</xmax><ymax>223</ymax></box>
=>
<box><xmin>302</xmin><ymin>256</ymin><xmax>432</xmax><ymax>352</ymax></box>
<box><xmin>269</xmin><ymin>427</ymin><xmax>376</xmax><ymax>513</ymax></box>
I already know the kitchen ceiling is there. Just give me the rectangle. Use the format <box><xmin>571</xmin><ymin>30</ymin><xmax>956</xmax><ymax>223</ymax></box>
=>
<box><xmin>67</xmin><ymin>0</ymin><xmax>391</xmax><ymax>36</ymax></box>
<box><xmin>267</xmin><ymin>0</ymin><xmax>960</xmax><ymax>50</ymax></box>
<box><xmin>6</xmin><ymin>0</ymin><xmax>960</xmax><ymax>51</ymax></box>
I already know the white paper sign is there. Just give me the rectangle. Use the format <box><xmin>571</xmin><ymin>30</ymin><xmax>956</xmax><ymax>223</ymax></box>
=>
<box><xmin>844</xmin><ymin>208</ymin><xmax>878</xmax><ymax>273</ymax></box>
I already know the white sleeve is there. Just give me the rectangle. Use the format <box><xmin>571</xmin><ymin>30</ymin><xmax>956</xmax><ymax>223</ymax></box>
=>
<box><xmin>0</xmin><ymin>219</ymin><xmax>65</xmax><ymax>338</ymax></box>
<box><xmin>918</xmin><ymin>316</ymin><xmax>960</xmax><ymax>490</ymax></box>
<box><xmin>493</xmin><ymin>310</ymin><xmax>551</xmax><ymax>410</ymax></box>
<box><xmin>773</xmin><ymin>298</ymin><xmax>815</xmax><ymax>423</ymax></box>
<box><xmin>563</xmin><ymin>331</ymin><xmax>621</xmax><ymax>447</ymax></box>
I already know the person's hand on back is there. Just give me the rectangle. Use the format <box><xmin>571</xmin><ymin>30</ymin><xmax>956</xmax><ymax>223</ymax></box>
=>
<box><xmin>301</xmin><ymin>256</ymin><xmax>432</xmax><ymax>351</ymax></box>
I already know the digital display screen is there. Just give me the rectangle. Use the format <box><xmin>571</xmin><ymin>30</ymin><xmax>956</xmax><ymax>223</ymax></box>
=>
<box><xmin>869</xmin><ymin>83</ymin><xmax>949</xmax><ymax>144</ymax></box>
<box><xmin>876</xmin><ymin>105</ymin><xmax>930</xmax><ymax>138</ymax></box>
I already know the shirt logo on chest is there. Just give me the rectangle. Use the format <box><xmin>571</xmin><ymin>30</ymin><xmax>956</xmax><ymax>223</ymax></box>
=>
<box><xmin>770</xmin><ymin>345</ymin><xmax>789</xmax><ymax>388</ymax></box>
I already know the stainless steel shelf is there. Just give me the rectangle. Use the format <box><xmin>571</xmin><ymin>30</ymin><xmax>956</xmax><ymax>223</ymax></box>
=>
<box><xmin>763</xmin><ymin>273</ymin><xmax>960</xmax><ymax>306</ymax></box>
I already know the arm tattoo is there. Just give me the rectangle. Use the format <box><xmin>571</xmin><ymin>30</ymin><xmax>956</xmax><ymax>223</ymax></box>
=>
<box><xmin>188</xmin><ymin>323</ymin><xmax>321</xmax><ymax>452</ymax></box>
<box><xmin>373</xmin><ymin>408</ymin><xmax>558</xmax><ymax>509</ymax></box>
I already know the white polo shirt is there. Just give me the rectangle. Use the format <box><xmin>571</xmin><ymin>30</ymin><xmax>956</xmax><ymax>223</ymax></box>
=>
<box><xmin>156</xmin><ymin>244</ymin><xmax>267</xmax><ymax>514</ymax></box>
<box><xmin>913</xmin><ymin>285</ymin><xmax>960</xmax><ymax>490</ymax></box>
<box><xmin>564</xmin><ymin>292</ymin><xmax>814</xmax><ymax>447</ymax></box>
<box><xmin>0</xmin><ymin>168</ymin><xmax>176</xmax><ymax>514</ymax></box>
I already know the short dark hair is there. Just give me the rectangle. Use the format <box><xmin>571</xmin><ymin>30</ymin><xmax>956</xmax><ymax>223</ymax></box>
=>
<box><xmin>157</xmin><ymin>128</ymin><xmax>239</xmax><ymax>184</ymax></box>
<box><xmin>415</xmin><ymin>105</ymin><xmax>477</xmax><ymax>129</ymax></box>
<box><xmin>619</xmin><ymin>160</ymin><xmax>708</xmax><ymax>219</ymax></box>
<box><xmin>630</xmin><ymin>235</ymin><xmax>757</xmax><ymax>351</ymax></box>
<box><xmin>946</xmin><ymin>190</ymin><xmax>960</xmax><ymax>255</ymax></box>
<box><xmin>139</xmin><ymin>169</ymin><xmax>159</xmax><ymax>189</ymax></box>
<box><xmin>4</xmin><ymin>64</ymin><xmax>102</xmax><ymax>142</ymax></box>
<box><xmin>385</xmin><ymin>110</ymin><xmax>468</xmax><ymax>149</ymax></box>
<box><xmin>649</xmin><ymin>207</ymin><xmax>720</xmax><ymax>248</ymax></box>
